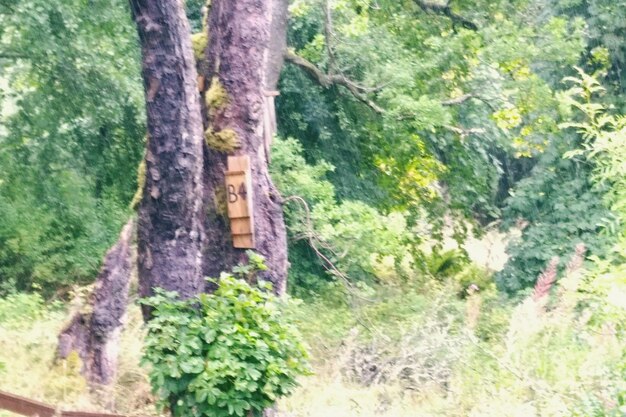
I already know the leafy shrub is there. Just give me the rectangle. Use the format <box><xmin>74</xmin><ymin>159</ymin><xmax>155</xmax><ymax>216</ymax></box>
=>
<box><xmin>425</xmin><ymin>249</ymin><xmax>469</xmax><ymax>280</ymax></box>
<box><xmin>453</xmin><ymin>263</ymin><xmax>494</xmax><ymax>297</ymax></box>
<box><xmin>141</xmin><ymin>269</ymin><xmax>311</xmax><ymax>417</ymax></box>
<box><xmin>496</xmin><ymin>137</ymin><xmax>610</xmax><ymax>293</ymax></box>
<box><xmin>270</xmin><ymin>137</ymin><xmax>336</xmax><ymax>207</ymax></box>
<box><xmin>313</xmin><ymin>201</ymin><xmax>416</xmax><ymax>282</ymax></box>
<box><xmin>0</xmin><ymin>292</ymin><xmax>46</xmax><ymax>328</ymax></box>
<box><xmin>271</xmin><ymin>137</ymin><xmax>418</xmax><ymax>294</ymax></box>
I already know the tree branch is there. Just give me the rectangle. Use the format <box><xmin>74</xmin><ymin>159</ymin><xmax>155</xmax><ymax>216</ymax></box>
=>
<box><xmin>441</xmin><ymin>93</ymin><xmax>474</xmax><ymax>106</ymax></box>
<box><xmin>413</xmin><ymin>0</ymin><xmax>478</xmax><ymax>31</ymax></box>
<box><xmin>444</xmin><ymin>125</ymin><xmax>485</xmax><ymax>137</ymax></box>
<box><xmin>0</xmin><ymin>52</ymin><xmax>29</xmax><ymax>60</ymax></box>
<box><xmin>284</xmin><ymin>50</ymin><xmax>385</xmax><ymax>114</ymax></box>
<box><xmin>323</xmin><ymin>0</ymin><xmax>337</xmax><ymax>71</ymax></box>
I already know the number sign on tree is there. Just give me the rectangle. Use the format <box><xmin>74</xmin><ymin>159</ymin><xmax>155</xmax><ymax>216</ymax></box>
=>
<box><xmin>225</xmin><ymin>155</ymin><xmax>255</xmax><ymax>248</ymax></box>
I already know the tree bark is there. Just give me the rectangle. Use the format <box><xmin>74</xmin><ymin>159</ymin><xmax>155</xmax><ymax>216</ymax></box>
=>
<box><xmin>129</xmin><ymin>0</ymin><xmax>206</xmax><ymax>313</ymax></box>
<box><xmin>265</xmin><ymin>0</ymin><xmax>289</xmax><ymax>91</ymax></box>
<box><xmin>57</xmin><ymin>220</ymin><xmax>134</xmax><ymax>386</ymax></box>
<box><xmin>57</xmin><ymin>0</ymin><xmax>291</xmax><ymax>388</ymax></box>
<box><xmin>200</xmin><ymin>0</ymin><xmax>289</xmax><ymax>294</ymax></box>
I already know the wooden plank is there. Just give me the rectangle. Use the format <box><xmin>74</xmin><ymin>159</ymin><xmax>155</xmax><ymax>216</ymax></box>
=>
<box><xmin>232</xmin><ymin>234</ymin><xmax>254</xmax><ymax>248</ymax></box>
<box><xmin>262</xmin><ymin>97</ymin><xmax>273</xmax><ymax>163</ymax></box>
<box><xmin>225</xmin><ymin>156</ymin><xmax>255</xmax><ymax>248</ymax></box>
<box><xmin>228</xmin><ymin>155</ymin><xmax>249</xmax><ymax>172</ymax></box>
<box><xmin>225</xmin><ymin>171</ymin><xmax>249</xmax><ymax>219</ymax></box>
<box><xmin>0</xmin><ymin>390</ymin><xmax>56</xmax><ymax>417</ymax></box>
<box><xmin>268</xmin><ymin>95</ymin><xmax>277</xmax><ymax>135</ymax></box>
<box><xmin>0</xmin><ymin>390</ymin><xmax>154</xmax><ymax>417</ymax></box>
<box><xmin>230</xmin><ymin>217</ymin><xmax>252</xmax><ymax>235</ymax></box>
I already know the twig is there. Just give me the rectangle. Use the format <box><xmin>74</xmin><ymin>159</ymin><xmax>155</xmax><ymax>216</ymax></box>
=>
<box><xmin>284</xmin><ymin>51</ymin><xmax>385</xmax><ymax>114</ymax></box>
<box><xmin>281</xmin><ymin>196</ymin><xmax>368</xmax><ymax>298</ymax></box>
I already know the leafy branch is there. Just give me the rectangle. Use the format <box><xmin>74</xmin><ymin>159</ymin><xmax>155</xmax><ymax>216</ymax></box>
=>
<box><xmin>284</xmin><ymin>50</ymin><xmax>385</xmax><ymax>114</ymax></box>
<box><xmin>413</xmin><ymin>0</ymin><xmax>478</xmax><ymax>31</ymax></box>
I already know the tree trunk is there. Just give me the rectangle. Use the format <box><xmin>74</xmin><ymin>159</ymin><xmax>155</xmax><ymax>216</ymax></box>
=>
<box><xmin>57</xmin><ymin>0</ymin><xmax>291</xmax><ymax>389</ymax></box>
<box><xmin>265</xmin><ymin>0</ymin><xmax>289</xmax><ymax>91</ymax></box>
<box><xmin>129</xmin><ymin>0</ymin><xmax>206</xmax><ymax>314</ymax></box>
<box><xmin>200</xmin><ymin>0</ymin><xmax>289</xmax><ymax>294</ymax></box>
<box><xmin>57</xmin><ymin>220</ymin><xmax>134</xmax><ymax>386</ymax></box>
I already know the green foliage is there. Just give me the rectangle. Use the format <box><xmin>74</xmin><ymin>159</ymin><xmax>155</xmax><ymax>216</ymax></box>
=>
<box><xmin>0</xmin><ymin>292</ymin><xmax>47</xmax><ymax>328</ymax></box>
<box><xmin>141</xmin><ymin>263</ymin><xmax>311</xmax><ymax>417</ymax></box>
<box><xmin>0</xmin><ymin>174</ymin><xmax>129</xmax><ymax>294</ymax></box>
<box><xmin>280</xmin><ymin>0</ymin><xmax>589</xmax><ymax>225</ymax></box>
<box><xmin>497</xmin><ymin>69</ymin><xmax>626</xmax><ymax>294</ymax></box>
<box><xmin>555</xmin><ymin>0</ymin><xmax>626</xmax><ymax>97</ymax></box>
<box><xmin>496</xmin><ymin>142</ymin><xmax>610</xmax><ymax>292</ymax></box>
<box><xmin>560</xmin><ymin>68</ymin><xmax>626</xmax><ymax>232</ymax></box>
<box><xmin>425</xmin><ymin>249</ymin><xmax>469</xmax><ymax>280</ymax></box>
<box><xmin>0</xmin><ymin>0</ymin><xmax>144</xmax><ymax>294</ymax></box>
<box><xmin>271</xmin><ymin>137</ymin><xmax>335</xmax><ymax>206</ymax></box>
<box><xmin>271</xmin><ymin>138</ymin><xmax>418</xmax><ymax>294</ymax></box>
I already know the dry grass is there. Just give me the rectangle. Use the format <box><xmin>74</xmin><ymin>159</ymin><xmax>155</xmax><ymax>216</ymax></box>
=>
<box><xmin>0</xmin><ymin>300</ymin><xmax>154</xmax><ymax>416</ymax></box>
<box><xmin>1</xmin><ymin>263</ymin><xmax>624</xmax><ymax>417</ymax></box>
<box><xmin>0</xmin><ymin>308</ymin><xmax>93</xmax><ymax>414</ymax></box>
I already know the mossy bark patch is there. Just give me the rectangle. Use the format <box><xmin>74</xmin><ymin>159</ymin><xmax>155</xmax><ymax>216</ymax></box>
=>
<box><xmin>205</xmin><ymin>76</ymin><xmax>228</xmax><ymax>110</ymax></box>
<box><xmin>204</xmin><ymin>127</ymin><xmax>240</xmax><ymax>152</ymax></box>
<box><xmin>212</xmin><ymin>185</ymin><xmax>228</xmax><ymax>218</ymax></box>
<box><xmin>130</xmin><ymin>158</ymin><xmax>146</xmax><ymax>210</ymax></box>
<box><xmin>191</xmin><ymin>32</ymin><xmax>208</xmax><ymax>62</ymax></box>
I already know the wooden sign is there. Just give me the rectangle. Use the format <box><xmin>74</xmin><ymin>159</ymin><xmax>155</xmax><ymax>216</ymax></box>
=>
<box><xmin>225</xmin><ymin>155</ymin><xmax>255</xmax><ymax>248</ymax></box>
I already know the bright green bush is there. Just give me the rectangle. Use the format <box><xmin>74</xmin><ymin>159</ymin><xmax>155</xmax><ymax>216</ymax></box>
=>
<box><xmin>141</xmin><ymin>266</ymin><xmax>311</xmax><ymax>417</ymax></box>
<box><xmin>271</xmin><ymin>137</ymin><xmax>419</xmax><ymax>295</ymax></box>
<box><xmin>0</xmin><ymin>292</ymin><xmax>46</xmax><ymax>328</ymax></box>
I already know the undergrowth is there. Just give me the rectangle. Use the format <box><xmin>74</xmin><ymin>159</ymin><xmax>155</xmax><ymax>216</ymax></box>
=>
<box><xmin>0</xmin><ymin>258</ymin><xmax>624</xmax><ymax>416</ymax></box>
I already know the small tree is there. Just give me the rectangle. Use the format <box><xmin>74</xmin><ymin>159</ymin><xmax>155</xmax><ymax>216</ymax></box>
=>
<box><xmin>141</xmin><ymin>257</ymin><xmax>310</xmax><ymax>417</ymax></box>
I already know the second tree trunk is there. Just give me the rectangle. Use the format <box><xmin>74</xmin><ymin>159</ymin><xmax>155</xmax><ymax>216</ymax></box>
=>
<box><xmin>200</xmin><ymin>0</ymin><xmax>289</xmax><ymax>294</ymax></box>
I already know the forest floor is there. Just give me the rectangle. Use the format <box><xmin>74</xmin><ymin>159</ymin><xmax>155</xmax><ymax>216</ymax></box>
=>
<box><xmin>1</xmin><ymin>265</ymin><xmax>623</xmax><ymax>417</ymax></box>
<box><xmin>1</xmin><ymin>229</ymin><xmax>624</xmax><ymax>417</ymax></box>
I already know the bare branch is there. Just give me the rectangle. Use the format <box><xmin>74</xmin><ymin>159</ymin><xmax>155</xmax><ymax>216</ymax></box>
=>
<box><xmin>441</xmin><ymin>93</ymin><xmax>474</xmax><ymax>106</ymax></box>
<box><xmin>444</xmin><ymin>125</ymin><xmax>485</xmax><ymax>137</ymax></box>
<box><xmin>441</xmin><ymin>93</ymin><xmax>499</xmax><ymax>112</ymax></box>
<box><xmin>281</xmin><ymin>195</ymin><xmax>377</xmax><ymax>305</ymax></box>
<box><xmin>283</xmin><ymin>1</ymin><xmax>387</xmax><ymax>114</ymax></box>
<box><xmin>323</xmin><ymin>0</ymin><xmax>337</xmax><ymax>71</ymax></box>
<box><xmin>413</xmin><ymin>0</ymin><xmax>478</xmax><ymax>31</ymax></box>
<box><xmin>284</xmin><ymin>50</ymin><xmax>385</xmax><ymax>114</ymax></box>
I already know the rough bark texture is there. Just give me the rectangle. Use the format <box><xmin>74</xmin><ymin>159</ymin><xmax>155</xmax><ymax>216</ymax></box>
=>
<box><xmin>201</xmin><ymin>0</ymin><xmax>288</xmax><ymax>294</ymax></box>
<box><xmin>57</xmin><ymin>0</ymin><xmax>290</xmax><ymax>389</ymax></box>
<box><xmin>57</xmin><ymin>220</ymin><xmax>134</xmax><ymax>386</ymax></box>
<box><xmin>265</xmin><ymin>0</ymin><xmax>289</xmax><ymax>91</ymax></box>
<box><xmin>130</xmin><ymin>0</ymin><xmax>206</xmax><ymax>313</ymax></box>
